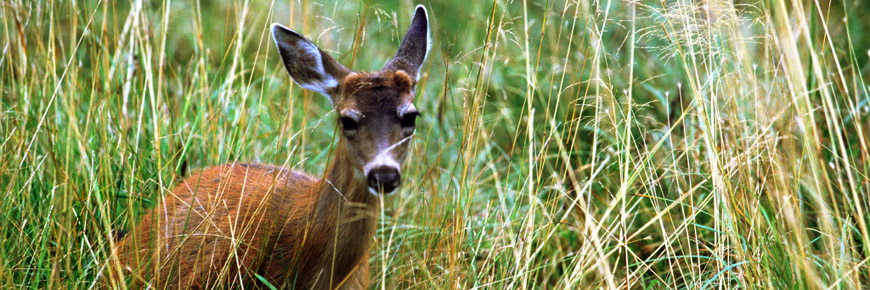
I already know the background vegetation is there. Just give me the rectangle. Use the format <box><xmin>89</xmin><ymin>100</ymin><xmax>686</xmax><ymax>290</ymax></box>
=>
<box><xmin>2</xmin><ymin>0</ymin><xmax>869</xmax><ymax>288</ymax></box>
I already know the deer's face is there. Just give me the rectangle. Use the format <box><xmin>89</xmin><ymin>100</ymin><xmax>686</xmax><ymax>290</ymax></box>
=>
<box><xmin>335</xmin><ymin>71</ymin><xmax>419</xmax><ymax>194</ymax></box>
<box><xmin>272</xmin><ymin>6</ymin><xmax>430</xmax><ymax>194</ymax></box>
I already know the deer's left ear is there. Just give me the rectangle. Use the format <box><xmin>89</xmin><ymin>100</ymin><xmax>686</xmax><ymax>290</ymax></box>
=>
<box><xmin>383</xmin><ymin>5</ymin><xmax>431</xmax><ymax>81</ymax></box>
<box><xmin>272</xmin><ymin>24</ymin><xmax>350</xmax><ymax>102</ymax></box>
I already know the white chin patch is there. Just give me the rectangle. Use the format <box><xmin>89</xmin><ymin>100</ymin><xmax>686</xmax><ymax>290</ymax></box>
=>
<box><xmin>368</xmin><ymin>186</ymin><xmax>397</xmax><ymax>196</ymax></box>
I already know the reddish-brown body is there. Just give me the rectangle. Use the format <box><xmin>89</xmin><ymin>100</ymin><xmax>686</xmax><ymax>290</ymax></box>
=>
<box><xmin>117</xmin><ymin>142</ymin><xmax>377</xmax><ymax>289</ymax></box>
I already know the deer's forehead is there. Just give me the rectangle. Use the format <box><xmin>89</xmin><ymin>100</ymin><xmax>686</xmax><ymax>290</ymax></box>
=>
<box><xmin>339</xmin><ymin>70</ymin><xmax>414</xmax><ymax>112</ymax></box>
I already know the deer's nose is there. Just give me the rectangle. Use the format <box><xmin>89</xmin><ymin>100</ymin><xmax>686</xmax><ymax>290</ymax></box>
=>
<box><xmin>367</xmin><ymin>166</ymin><xmax>401</xmax><ymax>194</ymax></box>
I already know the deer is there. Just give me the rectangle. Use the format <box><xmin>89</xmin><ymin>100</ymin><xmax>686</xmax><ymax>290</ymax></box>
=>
<box><xmin>113</xmin><ymin>5</ymin><xmax>430</xmax><ymax>289</ymax></box>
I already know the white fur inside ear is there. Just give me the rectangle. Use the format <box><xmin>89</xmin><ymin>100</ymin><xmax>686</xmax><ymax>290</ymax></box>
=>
<box><xmin>297</xmin><ymin>41</ymin><xmax>336</xmax><ymax>94</ymax></box>
<box><xmin>288</xmin><ymin>42</ymin><xmax>338</xmax><ymax>97</ymax></box>
<box><xmin>415</xmin><ymin>5</ymin><xmax>431</xmax><ymax>81</ymax></box>
<box><xmin>296</xmin><ymin>77</ymin><xmax>338</xmax><ymax>97</ymax></box>
<box><xmin>271</xmin><ymin>23</ymin><xmax>339</xmax><ymax>99</ymax></box>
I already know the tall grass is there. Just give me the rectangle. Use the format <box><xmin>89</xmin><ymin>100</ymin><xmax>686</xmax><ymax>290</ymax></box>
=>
<box><xmin>2</xmin><ymin>0</ymin><xmax>869</xmax><ymax>288</ymax></box>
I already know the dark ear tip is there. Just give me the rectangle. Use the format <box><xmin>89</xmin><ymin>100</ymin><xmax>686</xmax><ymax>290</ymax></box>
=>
<box><xmin>271</xmin><ymin>23</ymin><xmax>288</xmax><ymax>35</ymax></box>
<box><xmin>271</xmin><ymin>23</ymin><xmax>304</xmax><ymax>40</ymax></box>
<box><xmin>414</xmin><ymin>5</ymin><xmax>428</xmax><ymax>23</ymax></box>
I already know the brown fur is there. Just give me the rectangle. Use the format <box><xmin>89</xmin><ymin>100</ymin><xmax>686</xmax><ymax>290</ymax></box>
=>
<box><xmin>114</xmin><ymin>5</ymin><xmax>430</xmax><ymax>290</ymax></box>
<box><xmin>112</xmin><ymin>66</ymin><xmax>417</xmax><ymax>290</ymax></box>
<box><xmin>112</xmin><ymin>73</ymin><xmax>413</xmax><ymax>289</ymax></box>
<box><xmin>116</xmin><ymin>145</ymin><xmax>377</xmax><ymax>289</ymax></box>
<box><xmin>338</xmin><ymin>71</ymin><xmax>415</xmax><ymax>115</ymax></box>
<box><xmin>342</xmin><ymin>70</ymin><xmax>413</xmax><ymax>94</ymax></box>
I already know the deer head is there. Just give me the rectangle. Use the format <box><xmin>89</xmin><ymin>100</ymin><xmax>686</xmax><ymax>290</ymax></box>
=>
<box><xmin>271</xmin><ymin>5</ymin><xmax>430</xmax><ymax>195</ymax></box>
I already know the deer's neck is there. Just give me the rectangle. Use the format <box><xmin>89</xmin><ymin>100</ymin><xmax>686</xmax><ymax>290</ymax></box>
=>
<box><xmin>319</xmin><ymin>141</ymin><xmax>378</xmax><ymax>208</ymax></box>
<box><xmin>313</xmin><ymin>140</ymin><xmax>379</xmax><ymax>236</ymax></box>
<box><xmin>302</xmin><ymin>140</ymin><xmax>378</xmax><ymax>281</ymax></box>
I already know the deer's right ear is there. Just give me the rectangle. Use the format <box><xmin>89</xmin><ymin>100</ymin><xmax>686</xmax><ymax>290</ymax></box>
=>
<box><xmin>272</xmin><ymin>24</ymin><xmax>349</xmax><ymax>102</ymax></box>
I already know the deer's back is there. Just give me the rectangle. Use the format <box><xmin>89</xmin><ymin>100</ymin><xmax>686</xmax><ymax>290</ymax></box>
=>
<box><xmin>116</xmin><ymin>163</ymin><xmax>323</xmax><ymax>288</ymax></box>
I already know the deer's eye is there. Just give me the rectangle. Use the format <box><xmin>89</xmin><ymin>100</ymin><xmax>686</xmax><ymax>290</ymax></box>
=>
<box><xmin>340</xmin><ymin>116</ymin><xmax>359</xmax><ymax>136</ymax></box>
<box><xmin>400</xmin><ymin>112</ymin><xmax>419</xmax><ymax>135</ymax></box>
